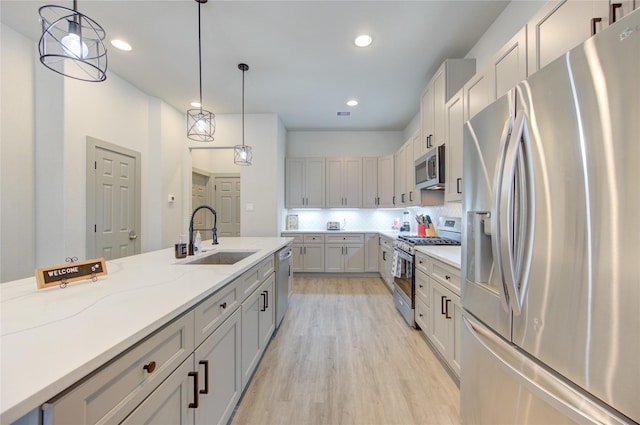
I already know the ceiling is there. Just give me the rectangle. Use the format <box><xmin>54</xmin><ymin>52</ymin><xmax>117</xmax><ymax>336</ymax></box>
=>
<box><xmin>1</xmin><ymin>0</ymin><xmax>510</xmax><ymax>131</ymax></box>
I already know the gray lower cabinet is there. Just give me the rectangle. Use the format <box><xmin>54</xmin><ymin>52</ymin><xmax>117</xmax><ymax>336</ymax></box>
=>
<box><xmin>364</xmin><ymin>233</ymin><xmax>379</xmax><ymax>272</ymax></box>
<box><xmin>325</xmin><ymin>234</ymin><xmax>365</xmax><ymax>273</ymax></box>
<box><xmin>125</xmin><ymin>309</ymin><xmax>242</xmax><ymax>425</ymax></box>
<box><xmin>193</xmin><ymin>308</ymin><xmax>242</xmax><ymax>425</ymax></box>
<box><xmin>241</xmin><ymin>275</ymin><xmax>276</xmax><ymax>390</ymax></box>
<box><xmin>41</xmin><ymin>254</ymin><xmax>277</xmax><ymax>425</ymax></box>
<box><xmin>121</xmin><ymin>355</ymin><xmax>195</xmax><ymax>425</ymax></box>
<box><xmin>284</xmin><ymin>233</ymin><xmax>325</xmax><ymax>273</ymax></box>
<box><xmin>378</xmin><ymin>235</ymin><xmax>394</xmax><ymax>290</ymax></box>
<box><xmin>416</xmin><ymin>250</ymin><xmax>461</xmax><ymax>379</ymax></box>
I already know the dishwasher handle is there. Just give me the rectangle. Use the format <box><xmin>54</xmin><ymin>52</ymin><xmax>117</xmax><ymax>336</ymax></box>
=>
<box><xmin>279</xmin><ymin>248</ymin><xmax>293</xmax><ymax>261</ymax></box>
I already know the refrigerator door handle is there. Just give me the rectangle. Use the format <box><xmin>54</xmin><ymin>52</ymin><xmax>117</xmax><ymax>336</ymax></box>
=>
<box><xmin>491</xmin><ymin>116</ymin><xmax>514</xmax><ymax>313</ymax></box>
<box><xmin>499</xmin><ymin>111</ymin><xmax>534</xmax><ymax>316</ymax></box>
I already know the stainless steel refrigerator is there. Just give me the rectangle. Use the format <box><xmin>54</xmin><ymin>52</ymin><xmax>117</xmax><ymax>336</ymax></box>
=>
<box><xmin>461</xmin><ymin>10</ymin><xmax>639</xmax><ymax>425</ymax></box>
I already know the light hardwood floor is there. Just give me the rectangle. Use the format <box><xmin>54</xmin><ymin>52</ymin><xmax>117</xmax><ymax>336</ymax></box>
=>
<box><xmin>231</xmin><ymin>276</ymin><xmax>461</xmax><ymax>425</ymax></box>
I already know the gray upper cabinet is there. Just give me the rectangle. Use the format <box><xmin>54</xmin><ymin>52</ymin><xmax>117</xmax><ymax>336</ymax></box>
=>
<box><xmin>527</xmin><ymin>0</ymin><xmax>610</xmax><ymax>76</ymax></box>
<box><xmin>420</xmin><ymin>59</ymin><xmax>476</xmax><ymax>153</ymax></box>
<box><xmin>285</xmin><ymin>157</ymin><xmax>325</xmax><ymax>208</ymax></box>
<box><xmin>325</xmin><ymin>157</ymin><xmax>363</xmax><ymax>208</ymax></box>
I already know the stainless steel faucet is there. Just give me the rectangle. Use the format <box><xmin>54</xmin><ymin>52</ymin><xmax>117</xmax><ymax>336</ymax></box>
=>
<box><xmin>188</xmin><ymin>205</ymin><xmax>218</xmax><ymax>255</ymax></box>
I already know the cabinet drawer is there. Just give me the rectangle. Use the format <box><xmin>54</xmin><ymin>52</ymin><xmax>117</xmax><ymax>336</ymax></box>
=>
<box><xmin>380</xmin><ymin>236</ymin><xmax>394</xmax><ymax>249</ymax></box>
<box><xmin>415</xmin><ymin>296</ymin><xmax>431</xmax><ymax>335</ymax></box>
<box><xmin>259</xmin><ymin>255</ymin><xmax>274</xmax><ymax>281</ymax></box>
<box><xmin>281</xmin><ymin>233</ymin><xmax>303</xmax><ymax>244</ymax></box>
<box><xmin>431</xmin><ymin>261</ymin><xmax>461</xmax><ymax>295</ymax></box>
<box><xmin>303</xmin><ymin>234</ymin><xmax>325</xmax><ymax>243</ymax></box>
<box><xmin>195</xmin><ymin>278</ymin><xmax>240</xmax><ymax>346</ymax></box>
<box><xmin>325</xmin><ymin>233</ymin><xmax>364</xmax><ymax>244</ymax></box>
<box><xmin>415</xmin><ymin>269</ymin><xmax>430</xmax><ymax>306</ymax></box>
<box><xmin>43</xmin><ymin>312</ymin><xmax>195</xmax><ymax>425</ymax></box>
<box><xmin>415</xmin><ymin>252</ymin><xmax>431</xmax><ymax>275</ymax></box>
<box><xmin>239</xmin><ymin>256</ymin><xmax>274</xmax><ymax>300</ymax></box>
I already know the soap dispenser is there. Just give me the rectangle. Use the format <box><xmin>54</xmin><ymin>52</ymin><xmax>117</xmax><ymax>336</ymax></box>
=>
<box><xmin>194</xmin><ymin>231</ymin><xmax>202</xmax><ymax>254</ymax></box>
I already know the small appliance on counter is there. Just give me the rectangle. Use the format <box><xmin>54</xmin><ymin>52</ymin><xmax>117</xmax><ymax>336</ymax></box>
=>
<box><xmin>399</xmin><ymin>211</ymin><xmax>411</xmax><ymax>232</ymax></box>
<box><xmin>326</xmin><ymin>221</ymin><xmax>341</xmax><ymax>231</ymax></box>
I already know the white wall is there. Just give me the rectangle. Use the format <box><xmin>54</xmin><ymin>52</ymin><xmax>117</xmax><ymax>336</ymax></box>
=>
<box><xmin>1</xmin><ymin>24</ymin><xmax>35</xmax><ymax>282</ymax></box>
<box><xmin>287</xmin><ymin>131</ymin><xmax>404</xmax><ymax>157</ymax></box>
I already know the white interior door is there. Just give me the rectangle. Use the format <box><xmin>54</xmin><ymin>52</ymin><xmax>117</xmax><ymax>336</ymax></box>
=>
<box><xmin>92</xmin><ymin>144</ymin><xmax>140</xmax><ymax>260</ymax></box>
<box><xmin>215</xmin><ymin>176</ymin><xmax>240</xmax><ymax>237</ymax></box>
<box><xmin>191</xmin><ymin>171</ymin><xmax>212</xmax><ymax>237</ymax></box>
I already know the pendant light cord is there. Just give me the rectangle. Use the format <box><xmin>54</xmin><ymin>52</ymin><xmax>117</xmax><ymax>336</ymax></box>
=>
<box><xmin>242</xmin><ymin>67</ymin><xmax>245</xmax><ymax>148</ymax></box>
<box><xmin>197</xmin><ymin>1</ymin><xmax>203</xmax><ymax>112</ymax></box>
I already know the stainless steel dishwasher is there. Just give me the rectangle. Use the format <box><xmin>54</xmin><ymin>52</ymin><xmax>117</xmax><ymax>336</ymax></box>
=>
<box><xmin>275</xmin><ymin>245</ymin><xmax>292</xmax><ymax>328</ymax></box>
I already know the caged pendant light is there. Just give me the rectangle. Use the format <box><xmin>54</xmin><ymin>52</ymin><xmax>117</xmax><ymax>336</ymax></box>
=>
<box><xmin>186</xmin><ymin>0</ymin><xmax>215</xmax><ymax>142</ymax></box>
<box><xmin>38</xmin><ymin>0</ymin><xmax>107</xmax><ymax>82</ymax></box>
<box><xmin>234</xmin><ymin>63</ymin><xmax>253</xmax><ymax>166</ymax></box>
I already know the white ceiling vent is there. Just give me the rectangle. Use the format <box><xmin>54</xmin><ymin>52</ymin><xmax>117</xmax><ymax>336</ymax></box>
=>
<box><xmin>336</xmin><ymin>111</ymin><xmax>351</xmax><ymax>117</ymax></box>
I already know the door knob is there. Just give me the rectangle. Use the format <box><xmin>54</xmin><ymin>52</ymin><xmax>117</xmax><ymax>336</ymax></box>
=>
<box><xmin>129</xmin><ymin>230</ymin><xmax>138</xmax><ymax>240</ymax></box>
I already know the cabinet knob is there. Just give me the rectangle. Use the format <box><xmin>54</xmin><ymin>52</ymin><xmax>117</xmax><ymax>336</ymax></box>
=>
<box><xmin>220</xmin><ymin>302</ymin><xmax>227</xmax><ymax>309</ymax></box>
<box><xmin>419</xmin><ymin>284</ymin><xmax>423</xmax><ymax>288</ymax></box>
<box><xmin>445</xmin><ymin>275</ymin><xmax>451</xmax><ymax>280</ymax></box>
<box><xmin>143</xmin><ymin>361</ymin><xmax>156</xmax><ymax>374</ymax></box>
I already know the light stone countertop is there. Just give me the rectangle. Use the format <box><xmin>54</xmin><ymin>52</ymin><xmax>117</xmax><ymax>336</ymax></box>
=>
<box><xmin>281</xmin><ymin>229</ymin><xmax>403</xmax><ymax>239</ymax></box>
<box><xmin>0</xmin><ymin>237</ymin><xmax>291</xmax><ymax>424</ymax></box>
<box><xmin>415</xmin><ymin>245</ymin><xmax>462</xmax><ymax>269</ymax></box>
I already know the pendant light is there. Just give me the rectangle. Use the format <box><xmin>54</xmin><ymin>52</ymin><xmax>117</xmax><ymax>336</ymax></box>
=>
<box><xmin>186</xmin><ymin>0</ymin><xmax>215</xmax><ymax>142</ymax></box>
<box><xmin>234</xmin><ymin>63</ymin><xmax>253</xmax><ymax>166</ymax></box>
<box><xmin>38</xmin><ymin>0</ymin><xmax>107</xmax><ymax>82</ymax></box>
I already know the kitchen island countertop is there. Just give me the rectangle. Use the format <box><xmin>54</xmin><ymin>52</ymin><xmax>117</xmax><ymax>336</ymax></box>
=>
<box><xmin>0</xmin><ymin>237</ymin><xmax>291</xmax><ymax>424</ymax></box>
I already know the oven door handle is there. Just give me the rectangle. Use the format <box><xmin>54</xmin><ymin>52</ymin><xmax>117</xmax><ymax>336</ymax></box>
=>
<box><xmin>393</xmin><ymin>247</ymin><xmax>414</xmax><ymax>263</ymax></box>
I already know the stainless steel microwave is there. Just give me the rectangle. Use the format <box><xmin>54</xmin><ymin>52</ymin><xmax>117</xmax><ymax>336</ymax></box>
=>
<box><xmin>415</xmin><ymin>145</ymin><xmax>445</xmax><ymax>190</ymax></box>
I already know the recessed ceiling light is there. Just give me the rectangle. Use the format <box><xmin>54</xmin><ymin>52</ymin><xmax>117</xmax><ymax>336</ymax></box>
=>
<box><xmin>111</xmin><ymin>39</ymin><xmax>132</xmax><ymax>51</ymax></box>
<box><xmin>347</xmin><ymin>99</ymin><xmax>358</xmax><ymax>107</ymax></box>
<box><xmin>354</xmin><ymin>34</ymin><xmax>372</xmax><ymax>47</ymax></box>
<box><xmin>190</xmin><ymin>101</ymin><xmax>201</xmax><ymax>108</ymax></box>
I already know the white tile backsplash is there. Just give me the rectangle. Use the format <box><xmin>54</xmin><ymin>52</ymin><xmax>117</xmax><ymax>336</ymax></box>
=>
<box><xmin>285</xmin><ymin>203</ymin><xmax>462</xmax><ymax>233</ymax></box>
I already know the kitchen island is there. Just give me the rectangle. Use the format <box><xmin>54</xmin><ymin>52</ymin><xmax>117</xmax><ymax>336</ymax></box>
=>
<box><xmin>0</xmin><ymin>237</ymin><xmax>291</xmax><ymax>424</ymax></box>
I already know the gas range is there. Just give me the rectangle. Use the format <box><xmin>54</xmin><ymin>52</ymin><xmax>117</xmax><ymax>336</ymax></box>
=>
<box><xmin>394</xmin><ymin>217</ymin><xmax>462</xmax><ymax>255</ymax></box>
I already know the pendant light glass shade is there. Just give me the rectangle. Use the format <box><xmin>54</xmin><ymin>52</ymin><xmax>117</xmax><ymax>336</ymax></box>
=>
<box><xmin>38</xmin><ymin>1</ymin><xmax>107</xmax><ymax>82</ymax></box>
<box><xmin>186</xmin><ymin>0</ymin><xmax>215</xmax><ymax>142</ymax></box>
<box><xmin>234</xmin><ymin>63</ymin><xmax>252</xmax><ymax>166</ymax></box>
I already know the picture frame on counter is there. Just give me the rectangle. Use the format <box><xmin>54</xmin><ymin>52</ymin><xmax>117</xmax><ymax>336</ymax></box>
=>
<box><xmin>286</xmin><ymin>214</ymin><xmax>299</xmax><ymax>230</ymax></box>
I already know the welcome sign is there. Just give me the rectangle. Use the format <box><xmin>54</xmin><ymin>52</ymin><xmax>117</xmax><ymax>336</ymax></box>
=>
<box><xmin>36</xmin><ymin>259</ymin><xmax>107</xmax><ymax>289</ymax></box>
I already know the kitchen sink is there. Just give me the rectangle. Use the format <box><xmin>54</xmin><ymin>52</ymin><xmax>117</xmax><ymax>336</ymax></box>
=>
<box><xmin>184</xmin><ymin>250</ymin><xmax>257</xmax><ymax>265</ymax></box>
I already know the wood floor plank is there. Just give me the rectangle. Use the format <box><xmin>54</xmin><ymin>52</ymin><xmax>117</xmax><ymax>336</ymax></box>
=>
<box><xmin>231</xmin><ymin>276</ymin><xmax>461</xmax><ymax>425</ymax></box>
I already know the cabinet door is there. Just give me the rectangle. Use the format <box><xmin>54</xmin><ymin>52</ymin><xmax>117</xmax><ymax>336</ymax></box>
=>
<box><xmin>241</xmin><ymin>289</ymin><xmax>261</xmax><ymax>390</ymax></box>
<box><xmin>450</xmin><ymin>294</ymin><xmax>462</xmax><ymax>377</ymax></box>
<box><xmin>258</xmin><ymin>276</ymin><xmax>276</xmax><ymax>349</ymax></box>
<box><xmin>430</xmin><ymin>279</ymin><xmax>450</xmax><ymax>357</ymax></box>
<box><xmin>291</xmin><ymin>244</ymin><xmax>303</xmax><ymax>273</ymax></box>
<box><xmin>527</xmin><ymin>0</ymin><xmax>609</xmax><ymax>75</ymax></box>
<box><xmin>407</xmin><ymin>132</ymin><xmax>420</xmax><ymax>206</ymax></box>
<box><xmin>420</xmin><ymin>82</ymin><xmax>435</xmax><ymax>152</ymax></box>
<box><xmin>377</xmin><ymin>154</ymin><xmax>395</xmax><ymax>207</ymax></box>
<box><xmin>343</xmin><ymin>158</ymin><xmax>363</xmax><ymax>208</ymax></box>
<box><xmin>394</xmin><ymin>147</ymin><xmax>406</xmax><ymax>205</ymax></box>
<box><xmin>344</xmin><ymin>244</ymin><xmax>365</xmax><ymax>273</ymax></box>
<box><xmin>415</xmin><ymin>297</ymin><xmax>431</xmax><ymax>336</ymax></box>
<box><xmin>194</xmin><ymin>308</ymin><xmax>241</xmax><ymax>425</ymax></box>
<box><xmin>445</xmin><ymin>90</ymin><xmax>464</xmax><ymax>203</ymax></box>
<box><xmin>303</xmin><ymin>244</ymin><xmax>325</xmax><ymax>272</ymax></box>
<box><xmin>464</xmin><ymin>66</ymin><xmax>494</xmax><ymax>122</ymax></box>
<box><xmin>305</xmin><ymin>158</ymin><xmax>325</xmax><ymax>208</ymax></box>
<box><xmin>362</xmin><ymin>157</ymin><xmax>379</xmax><ymax>208</ymax></box>
<box><xmin>493</xmin><ymin>26</ymin><xmax>527</xmax><ymax>99</ymax></box>
<box><xmin>324</xmin><ymin>244</ymin><xmax>344</xmax><ymax>272</ymax></box>
<box><xmin>325</xmin><ymin>158</ymin><xmax>344</xmax><ymax>207</ymax></box>
<box><xmin>121</xmin><ymin>357</ymin><xmax>195</xmax><ymax>425</ymax></box>
<box><xmin>432</xmin><ymin>65</ymin><xmax>447</xmax><ymax>147</ymax></box>
<box><xmin>285</xmin><ymin>158</ymin><xmax>304</xmax><ymax>208</ymax></box>
<box><xmin>615</xmin><ymin>0</ymin><xmax>637</xmax><ymax>21</ymax></box>
<box><xmin>364</xmin><ymin>233</ymin><xmax>379</xmax><ymax>272</ymax></box>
